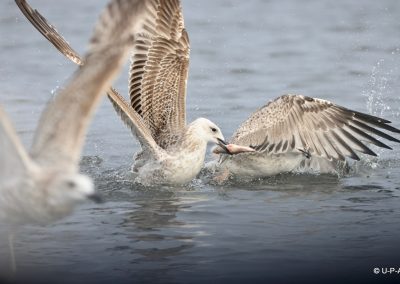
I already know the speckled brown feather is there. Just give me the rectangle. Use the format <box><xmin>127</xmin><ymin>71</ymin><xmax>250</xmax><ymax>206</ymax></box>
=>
<box><xmin>129</xmin><ymin>0</ymin><xmax>190</xmax><ymax>148</ymax></box>
<box><xmin>15</xmin><ymin>0</ymin><xmax>83</xmax><ymax>65</ymax></box>
<box><xmin>231</xmin><ymin>94</ymin><xmax>400</xmax><ymax>161</ymax></box>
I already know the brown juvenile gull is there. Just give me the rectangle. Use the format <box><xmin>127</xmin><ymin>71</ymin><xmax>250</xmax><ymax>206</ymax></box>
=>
<box><xmin>212</xmin><ymin>94</ymin><xmax>400</xmax><ymax>179</ymax></box>
<box><xmin>15</xmin><ymin>0</ymin><xmax>254</xmax><ymax>186</ymax></box>
<box><xmin>2</xmin><ymin>0</ymin><xmax>157</xmax><ymax>273</ymax></box>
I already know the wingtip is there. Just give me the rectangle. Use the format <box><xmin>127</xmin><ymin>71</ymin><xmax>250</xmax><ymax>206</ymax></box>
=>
<box><xmin>389</xmin><ymin>136</ymin><xmax>400</xmax><ymax>143</ymax></box>
<box><xmin>366</xmin><ymin>149</ymin><xmax>378</xmax><ymax>157</ymax></box>
<box><xmin>350</xmin><ymin>152</ymin><xmax>361</xmax><ymax>161</ymax></box>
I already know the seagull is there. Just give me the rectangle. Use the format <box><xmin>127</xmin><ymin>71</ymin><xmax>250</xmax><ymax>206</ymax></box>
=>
<box><xmin>15</xmin><ymin>0</ymin><xmax>255</xmax><ymax>186</ymax></box>
<box><xmin>2</xmin><ymin>0</ymin><xmax>156</xmax><ymax>273</ymax></box>
<box><xmin>213</xmin><ymin>94</ymin><xmax>400</xmax><ymax>179</ymax></box>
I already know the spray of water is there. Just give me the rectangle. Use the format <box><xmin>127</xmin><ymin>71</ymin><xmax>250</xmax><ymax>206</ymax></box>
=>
<box><xmin>361</xmin><ymin>54</ymin><xmax>400</xmax><ymax>169</ymax></box>
<box><xmin>363</xmin><ymin>54</ymin><xmax>400</xmax><ymax>118</ymax></box>
<box><xmin>365</xmin><ymin>59</ymin><xmax>390</xmax><ymax>117</ymax></box>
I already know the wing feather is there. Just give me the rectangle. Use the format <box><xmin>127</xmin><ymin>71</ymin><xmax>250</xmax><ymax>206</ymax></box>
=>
<box><xmin>129</xmin><ymin>0</ymin><xmax>190</xmax><ymax>148</ymax></box>
<box><xmin>107</xmin><ymin>88</ymin><xmax>163</xmax><ymax>158</ymax></box>
<box><xmin>231</xmin><ymin>94</ymin><xmax>400</xmax><ymax>161</ymax></box>
<box><xmin>15</xmin><ymin>0</ymin><xmax>83</xmax><ymax>65</ymax></box>
<box><xmin>0</xmin><ymin>106</ymin><xmax>35</xmax><ymax>182</ymax></box>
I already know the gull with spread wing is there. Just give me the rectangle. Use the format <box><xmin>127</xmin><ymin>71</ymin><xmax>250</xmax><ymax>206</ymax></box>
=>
<box><xmin>2</xmin><ymin>0</ymin><xmax>158</xmax><ymax>273</ymax></box>
<box><xmin>213</xmin><ymin>95</ymin><xmax>400</xmax><ymax>179</ymax></box>
<box><xmin>15</xmin><ymin>0</ymin><xmax>254</xmax><ymax>186</ymax></box>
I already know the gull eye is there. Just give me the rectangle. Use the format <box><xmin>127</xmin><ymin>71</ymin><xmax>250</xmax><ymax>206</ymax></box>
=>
<box><xmin>211</xmin><ymin>127</ymin><xmax>217</xmax><ymax>133</ymax></box>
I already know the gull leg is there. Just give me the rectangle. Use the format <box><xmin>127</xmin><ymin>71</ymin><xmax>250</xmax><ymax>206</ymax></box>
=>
<box><xmin>8</xmin><ymin>233</ymin><xmax>16</xmax><ymax>276</ymax></box>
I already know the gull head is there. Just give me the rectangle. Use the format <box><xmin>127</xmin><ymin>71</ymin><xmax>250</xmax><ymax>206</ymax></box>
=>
<box><xmin>48</xmin><ymin>174</ymin><xmax>102</xmax><ymax>207</ymax></box>
<box><xmin>193</xmin><ymin>118</ymin><xmax>226</xmax><ymax>145</ymax></box>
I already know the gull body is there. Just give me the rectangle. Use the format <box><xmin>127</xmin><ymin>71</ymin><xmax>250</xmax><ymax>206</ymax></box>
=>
<box><xmin>215</xmin><ymin>94</ymin><xmax>400</xmax><ymax>179</ymax></box>
<box><xmin>131</xmin><ymin>118</ymin><xmax>225</xmax><ymax>185</ymax></box>
<box><xmin>220</xmin><ymin>152</ymin><xmax>305</xmax><ymax>178</ymax></box>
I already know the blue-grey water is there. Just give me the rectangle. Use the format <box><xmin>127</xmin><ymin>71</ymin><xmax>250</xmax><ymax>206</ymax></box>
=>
<box><xmin>1</xmin><ymin>0</ymin><xmax>400</xmax><ymax>283</ymax></box>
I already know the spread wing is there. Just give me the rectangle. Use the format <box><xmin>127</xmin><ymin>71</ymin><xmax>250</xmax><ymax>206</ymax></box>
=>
<box><xmin>129</xmin><ymin>0</ymin><xmax>190</xmax><ymax>148</ymax></box>
<box><xmin>231</xmin><ymin>94</ymin><xmax>400</xmax><ymax>161</ymax></box>
<box><xmin>0</xmin><ymin>106</ymin><xmax>35</xmax><ymax>181</ymax></box>
<box><xmin>108</xmin><ymin>87</ymin><xmax>163</xmax><ymax>158</ymax></box>
<box><xmin>16</xmin><ymin>0</ymin><xmax>165</xmax><ymax>158</ymax></box>
<box><xmin>30</xmin><ymin>0</ymin><xmax>156</xmax><ymax>170</ymax></box>
<box><xmin>15</xmin><ymin>0</ymin><xmax>83</xmax><ymax>65</ymax></box>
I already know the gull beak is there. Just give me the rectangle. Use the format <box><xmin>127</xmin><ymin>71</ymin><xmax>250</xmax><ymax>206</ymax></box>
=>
<box><xmin>87</xmin><ymin>193</ymin><xmax>104</xmax><ymax>204</ymax></box>
<box><xmin>216</xmin><ymin>138</ymin><xmax>232</xmax><ymax>155</ymax></box>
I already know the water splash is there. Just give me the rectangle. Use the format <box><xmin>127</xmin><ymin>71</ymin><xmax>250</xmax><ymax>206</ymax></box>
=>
<box><xmin>50</xmin><ymin>85</ymin><xmax>61</xmax><ymax>98</ymax></box>
<box><xmin>363</xmin><ymin>57</ymin><xmax>400</xmax><ymax>118</ymax></box>
<box><xmin>362</xmin><ymin>55</ymin><xmax>400</xmax><ymax>164</ymax></box>
<box><xmin>364</xmin><ymin>59</ymin><xmax>388</xmax><ymax>117</ymax></box>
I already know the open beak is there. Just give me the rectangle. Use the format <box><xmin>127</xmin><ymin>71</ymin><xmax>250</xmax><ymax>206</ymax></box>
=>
<box><xmin>87</xmin><ymin>193</ymin><xmax>104</xmax><ymax>204</ymax></box>
<box><xmin>216</xmin><ymin>138</ymin><xmax>232</xmax><ymax>155</ymax></box>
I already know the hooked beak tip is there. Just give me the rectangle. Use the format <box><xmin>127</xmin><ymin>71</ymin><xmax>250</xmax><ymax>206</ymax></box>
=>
<box><xmin>217</xmin><ymin>138</ymin><xmax>227</xmax><ymax>145</ymax></box>
<box><xmin>216</xmin><ymin>138</ymin><xmax>233</xmax><ymax>155</ymax></box>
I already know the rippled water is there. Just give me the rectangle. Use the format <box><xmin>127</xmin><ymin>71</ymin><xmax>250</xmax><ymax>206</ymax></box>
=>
<box><xmin>1</xmin><ymin>0</ymin><xmax>400</xmax><ymax>283</ymax></box>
